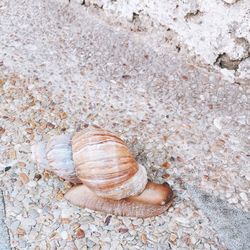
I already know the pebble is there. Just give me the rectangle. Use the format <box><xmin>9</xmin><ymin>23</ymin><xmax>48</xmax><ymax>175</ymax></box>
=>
<box><xmin>19</xmin><ymin>173</ymin><xmax>29</xmax><ymax>184</ymax></box>
<box><xmin>16</xmin><ymin>227</ymin><xmax>26</xmax><ymax>236</ymax></box>
<box><xmin>76</xmin><ymin>228</ymin><xmax>85</xmax><ymax>239</ymax></box>
<box><xmin>92</xmin><ymin>245</ymin><xmax>101</xmax><ymax>250</ymax></box>
<box><xmin>80</xmin><ymin>224</ymin><xmax>89</xmax><ymax>231</ymax></box>
<box><xmin>89</xmin><ymin>224</ymin><xmax>97</xmax><ymax>231</ymax></box>
<box><xmin>23</xmin><ymin>218</ymin><xmax>36</xmax><ymax>226</ymax></box>
<box><xmin>12</xmin><ymin>206</ymin><xmax>22</xmax><ymax>215</ymax></box>
<box><xmin>222</xmin><ymin>0</ymin><xmax>239</xmax><ymax>4</ymax></box>
<box><xmin>9</xmin><ymin>149</ymin><xmax>17</xmax><ymax>159</ymax></box>
<box><xmin>29</xmin><ymin>209</ymin><xmax>39</xmax><ymax>219</ymax></box>
<box><xmin>169</xmin><ymin>233</ymin><xmax>177</xmax><ymax>242</ymax></box>
<box><xmin>61</xmin><ymin>208</ymin><xmax>72</xmax><ymax>218</ymax></box>
<box><xmin>122</xmin><ymin>217</ymin><xmax>131</xmax><ymax>227</ymax></box>
<box><xmin>55</xmin><ymin>190</ymin><xmax>64</xmax><ymax>200</ymax></box>
<box><xmin>18</xmin><ymin>239</ymin><xmax>27</xmax><ymax>248</ymax></box>
<box><xmin>161</xmin><ymin>161</ymin><xmax>171</xmax><ymax>169</ymax></box>
<box><xmin>129</xmin><ymin>230</ymin><xmax>137</xmax><ymax>236</ymax></box>
<box><xmin>141</xmin><ymin>233</ymin><xmax>147</xmax><ymax>244</ymax></box>
<box><xmin>0</xmin><ymin>127</ymin><xmax>5</xmax><ymax>135</ymax></box>
<box><xmin>59</xmin><ymin>111</ymin><xmax>68</xmax><ymax>119</ymax></box>
<box><xmin>4</xmin><ymin>166</ymin><xmax>11</xmax><ymax>172</ymax></box>
<box><xmin>61</xmin><ymin>231</ymin><xmax>68</xmax><ymax>240</ymax></box>
<box><xmin>228</xmin><ymin>197</ymin><xmax>238</xmax><ymax>204</ymax></box>
<box><xmin>102</xmin><ymin>242</ymin><xmax>111</xmax><ymax>250</ymax></box>
<box><xmin>34</xmin><ymin>173</ymin><xmax>42</xmax><ymax>181</ymax></box>
<box><xmin>116</xmin><ymin>244</ymin><xmax>123</xmax><ymax>250</ymax></box>
<box><xmin>204</xmin><ymin>243</ymin><xmax>210</xmax><ymax>249</ymax></box>
<box><xmin>239</xmin><ymin>192</ymin><xmax>248</xmax><ymax>201</ymax></box>
<box><xmin>133</xmin><ymin>218</ymin><xmax>143</xmax><ymax>226</ymax></box>
<box><xmin>162</xmin><ymin>173</ymin><xmax>170</xmax><ymax>179</ymax></box>
<box><xmin>104</xmin><ymin>215</ymin><xmax>112</xmax><ymax>225</ymax></box>
<box><xmin>110</xmin><ymin>240</ymin><xmax>120</xmax><ymax>250</ymax></box>
<box><xmin>10</xmin><ymin>221</ymin><xmax>21</xmax><ymax>231</ymax></box>
<box><xmin>118</xmin><ymin>228</ymin><xmax>129</xmax><ymax>233</ymax></box>
<box><xmin>28</xmin><ymin>181</ymin><xmax>37</xmax><ymax>187</ymax></box>
<box><xmin>61</xmin><ymin>218</ymin><xmax>71</xmax><ymax>224</ymax></box>
<box><xmin>246</xmin><ymin>174</ymin><xmax>250</xmax><ymax>181</ymax></box>
<box><xmin>175</xmin><ymin>217</ymin><xmax>190</xmax><ymax>226</ymax></box>
<box><xmin>213</xmin><ymin>117</ymin><xmax>222</xmax><ymax>130</ymax></box>
<box><xmin>86</xmin><ymin>239</ymin><xmax>96</xmax><ymax>248</ymax></box>
<box><xmin>29</xmin><ymin>230</ymin><xmax>39</xmax><ymax>240</ymax></box>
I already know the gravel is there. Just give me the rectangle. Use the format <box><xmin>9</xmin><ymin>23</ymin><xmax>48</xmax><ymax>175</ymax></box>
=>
<box><xmin>0</xmin><ymin>0</ymin><xmax>249</xmax><ymax>249</ymax></box>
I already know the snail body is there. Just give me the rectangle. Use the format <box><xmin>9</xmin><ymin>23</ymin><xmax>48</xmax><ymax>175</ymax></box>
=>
<box><xmin>32</xmin><ymin>127</ymin><xmax>173</xmax><ymax>218</ymax></box>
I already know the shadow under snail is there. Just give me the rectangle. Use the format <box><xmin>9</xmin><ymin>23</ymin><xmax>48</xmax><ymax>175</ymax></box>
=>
<box><xmin>31</xmin><ymin>126</ymin><xmax>173</xmax><ymax>218</ymax></box>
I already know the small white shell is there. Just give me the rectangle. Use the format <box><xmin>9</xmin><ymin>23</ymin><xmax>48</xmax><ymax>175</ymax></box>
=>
<box><xmin>31</xmin><ymin>134</ymin><xmax>81</xmax><ymax>183</ymax></box>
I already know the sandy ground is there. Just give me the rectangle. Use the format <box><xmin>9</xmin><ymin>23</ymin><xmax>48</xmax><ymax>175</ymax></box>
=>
<box><xmin>0</xmin><ymin>0</ymin><xmax>249</xmax><ymax>249</ymax></box>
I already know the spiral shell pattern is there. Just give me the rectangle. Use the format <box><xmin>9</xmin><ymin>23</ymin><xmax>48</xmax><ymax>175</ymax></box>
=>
<box><xmin>72</xmin><ymin>127</ymin><xmax>148</xmax><ymax>200</ymax></box>
<box><xmin>31</xmin><ymin>134</ymin><xmax>81</xmax><ymax>183</ymax></box>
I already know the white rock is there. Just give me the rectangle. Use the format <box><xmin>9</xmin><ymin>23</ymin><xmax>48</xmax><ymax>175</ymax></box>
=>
<box><xmin>23</xmin><ymin>218</ymin><xmax>36</xmax><ymax>226</ymax></box>
<box><xmin>129</xmin><ymin>230</ymin><xmax>137</xmax><ymax>236</ymax></box>
<box><xmin>29</xmin><ymin>230</ymin><xmax>39</xmax><ymax>240</ymax></box>
<box><xmin>28</xmin><ymin>181</ymin><xmax>37</xmax><ymax>187</ymax></box>
<box><xmin>89</xmin><ymin>224</ymin><xmax>97</xmax><ymax>232</ymax></box>
<box><xmin>10</xmin><ymin>221</ymin><xmax>20</xmax><ymax>231</ymax></box>
<box><xmin>213</xmin><ymin>117</ymin><xmax>223</xmax><ymax>130</ymax></box>
<box><xmin>61</xmin><ymin>231</ymin><xmax>68</xmax><ymax>240</ymax></box>
<box><xmin>239</xmin><ymin>192</ymin><xmax>248</xmax><ymax>201</ymax></box>
<box><xmin>61</xmin><ymin>208</ymin><xmax>72</xmax><ymax>218</ymax></box>
<box><xmin>110</xmin><ymin>240</ymin><xmax>119</xmax><ymax>250</ymax></box>
<box><xmin>12</xmin><ymin>206</ymin><xmax>22</xmax><ymax>215</ymax></box>
<box><xmin>222</xmin><ymin>0</ymin><xmax>239</xmax><ymax>4</ymax></box>
<box><xmin>132</xmin><ymin>218</ymin><xmax>143</xmax><ymax>226</ymax></box>
<box><xmin>102</xmin><ymin>242</ymin><xmax>111</xmax><ymax>250</ymax></box>
<box><xmin>86</xmin><ymin>239</ymin><xmax>95</xmax><ymax>248</ymax></box>
<box><xmin>175</xmin><ymin>216</ymin><xmax>190</xmax><ymax>225</ymax></box>
<box><xmin>116</xmin><ymin>244</ymin><xmax>123</xmax><ymax>250</ymax></box>
<box><xmin>246</xmin><ymin>174</ymin><xmax>250</xmax><ymax>181</ymax></box>
<box><xmin>122</xmin><ymin>217</ymin><xmax>131</xmax><ymax>227</ymax></box>
<box><xmin>228</xmin><ymin>197</ymin><xmax>238</xmax><ymax>204</ymax></box>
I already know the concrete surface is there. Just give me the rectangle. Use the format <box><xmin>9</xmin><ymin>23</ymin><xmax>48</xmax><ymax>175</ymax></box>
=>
<box><xmin>69</xmin><ymin>0</ymin><xmax>250</xmax><ymax>84</ymax></box>
<box><xmin>0</xmin><ymin>0</ymin><xmax>249</xmax><ymax>249</ymax></box>
<box><xmin>0</xmin><ymin>191</ymin><xmax>11</xmax><ymax>250</ymax></box>
<box><xmin>187</xmin><ymin>185</ymin><xmax>250</xmax><ymax>250</ymax></box>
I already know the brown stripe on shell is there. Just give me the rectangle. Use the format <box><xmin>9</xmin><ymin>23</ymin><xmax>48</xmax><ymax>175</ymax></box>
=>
<box><xmin>73</xmin><ymin>142</ymin><xmax>131</xmax><ymax>164</ymax></box>
<box><xmin>76</xmin><ymin>164</ymin><xmax>136</xmax><ymax>190</ymax></box>
<box><xmin>75</xmin><ymin>157</ymin><xmax>137</xmax><ymax>177</ymax></box>
<box><xmin>72</xmin><ymin>127</ymin><xmax>139</xmax><ymax>193</ymax></box>
<box><xmin>73</xmin><ymin>129</ymin><xmax>125</xmax><ymax>152</ymax></box>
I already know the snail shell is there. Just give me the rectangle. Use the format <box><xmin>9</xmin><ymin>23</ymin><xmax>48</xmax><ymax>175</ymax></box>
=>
<box><xmin>31</xmin><ymin>133</ymin><xmax>81</xmax><ymax>184</ymax></box>
<box><xmin>31</xmin><ymin>127</ymin><xmax>173</xmax><ymax>217</ymax></box>
<box><xmin>72</xmin><ymin>127</ymin><xmax>147</xmax><ymax>200</ymax></box>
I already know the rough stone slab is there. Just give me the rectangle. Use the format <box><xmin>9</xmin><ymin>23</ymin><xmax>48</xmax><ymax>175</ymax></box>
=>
<box><xmin>0</xmin><ymin>191</ymin><xmax>11</xmax><ymax>250</ymax></box>
<box><xmin>69</xmin><ymin>0</ymin><xmax>250</xmax><ymax>84</ymax></box>
<box><xmin>186</xmin><ymin>185</ymin><xmax>250</xmax><ymax>250</ymax></box>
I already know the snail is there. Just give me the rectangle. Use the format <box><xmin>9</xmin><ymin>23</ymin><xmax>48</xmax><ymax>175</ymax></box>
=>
<box><xmin>31</xmin><ymin>126</ymin><xmax>173</xmax><ymax>218</ymax></box>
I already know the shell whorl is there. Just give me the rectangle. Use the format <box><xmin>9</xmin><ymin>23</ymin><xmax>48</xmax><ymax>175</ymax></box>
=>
<box><xmin>72</xmin><ymin>127</ymin><xmax>148</xmax><ymax>200</ymax></box>
<box><xmin>31</xmin><ymin>134</ymin><xmax>81</xmax><ymax>183</ymax></box>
